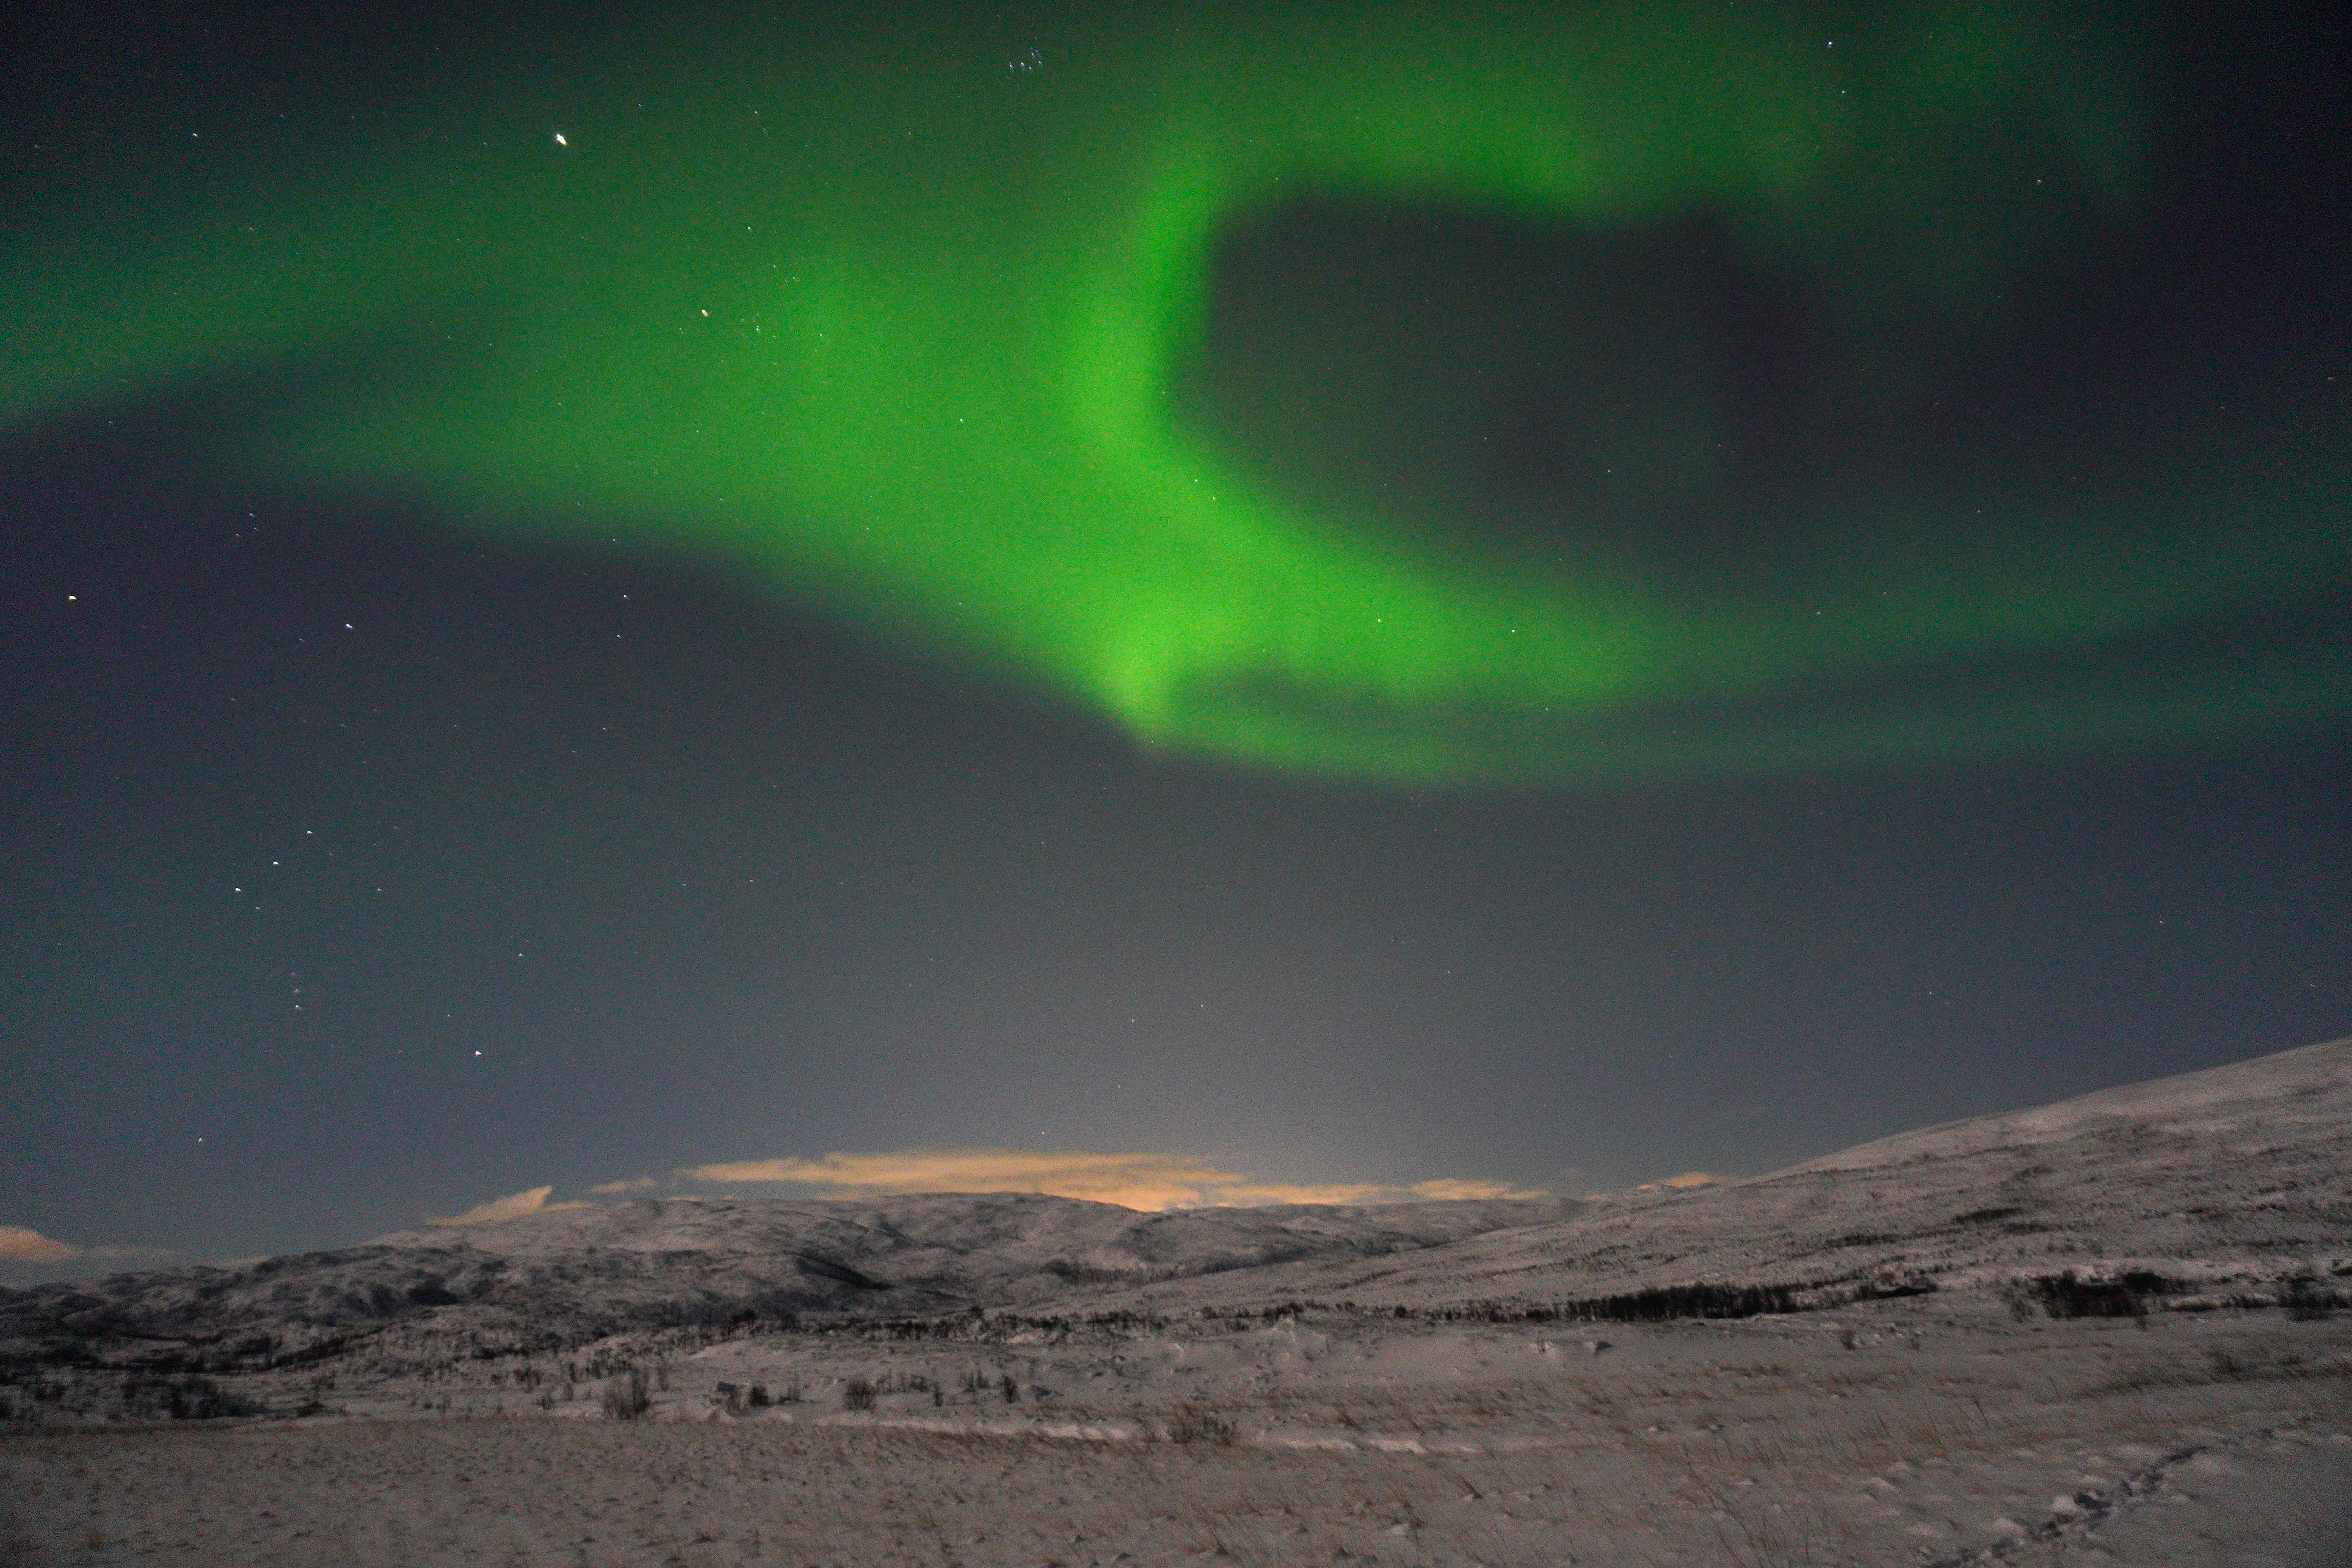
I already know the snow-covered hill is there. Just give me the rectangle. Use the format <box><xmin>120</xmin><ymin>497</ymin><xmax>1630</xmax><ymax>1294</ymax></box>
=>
<box><xmin>1095</xmin><ymin>1036</ymin><xmax>2352</xmax><ymax>1312</ymax></box>
<box><xmin>4</xmin><ymin>1038</ymin><xmax>2346</xmax><ymax>1372</ymax></box>
<box><xmin>0</xmin><ymin>1193</ymin><xmax>1573</xmax><ymax>1367</ymax></box>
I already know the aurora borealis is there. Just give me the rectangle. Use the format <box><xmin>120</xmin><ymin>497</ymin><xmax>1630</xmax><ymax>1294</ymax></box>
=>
<box><xmin>6</xmin><ymin>0</ymin><xmax>2343</xmax><ymax>781</ymax></box>
<box><xmin>1</xmin><ymin>0</ymin><xmax>2347</xmax><ymax>1278</ymax></box>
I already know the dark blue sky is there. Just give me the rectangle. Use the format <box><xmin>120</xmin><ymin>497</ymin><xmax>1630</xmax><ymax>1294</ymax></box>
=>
<box><xmin>3</xmin><ymin>0</ymin><xmax>2348</xmax><ymax>1278</ymax></box>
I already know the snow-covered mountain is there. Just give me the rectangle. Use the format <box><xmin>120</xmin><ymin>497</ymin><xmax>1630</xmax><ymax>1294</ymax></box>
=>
<box><xmin>4</xmin><ymin>1037</ymin><xmax>2345</xmax><ymax>1372</ymax></box>
<box><xmin>0</xmin><ymin>1193</ymin><xmax>1573</xmax><ymax>1367</ymax></box>
<box><xmin>1096</xmin><ymin>1035</ymin><xmax>2352</xmax><ymax>1311</ymax></box>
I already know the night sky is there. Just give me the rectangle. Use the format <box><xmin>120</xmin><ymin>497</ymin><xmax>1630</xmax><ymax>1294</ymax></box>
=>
<box><xmin>4</xmin><ymin>0</ymin><xmax>2348</xmax><ymax>1279</ymax></box>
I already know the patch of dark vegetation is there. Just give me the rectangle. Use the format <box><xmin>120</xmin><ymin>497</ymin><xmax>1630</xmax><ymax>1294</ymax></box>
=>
<box><xmin>0</xmin><ymin>1290</ymin><xmax>869</xmax><ymax>1383</ymax></box>
<box><xmin>0</xmin><ymin>1250</ymin><xmax>897</xmax><ymax>1371</ymax></box>
<box><xmin>1554</xmin><ymin>1283</ymin><xmax>1804</xmax><ymax>1323</ymax></box>
<box><xmin>1237</xmin><ymin>1301</ymin><xmax>1323</xmax><ymax>1323</ymax></box>
<box><xmin>1851</xmin><ymin>1276</ymin><xmax>1939</xmax><ymax>1301</ymax></box>
<box><xmin>853</xmin><ymin>1289</ymin><xmax>1841</xmax><ymax>1339</ymax></box>
<box><xmin>116</xmin><ymin>1375</ymin><xmax>261</xmax><ymax>1421</ymax></box>
<box><xmin>0</xmin><ymin>1321</ymin><xmax>386</xmax><ymax>1379</ymax></box>
<box><xmin>1090</xmin><ymin>1308</ymin><xmax>1171</xmax><ymax>1330</ymax></box>
<box><xmin>2028</xmin><ymin>1272</ymin><xmax>2149</xmax><ymax>1319</ymax></box>
<box><xmin>2028</xmin><ymin>1268</ymin><xmax>2348</xmax><ymax>1320</ymax></box>
<box><xmin>2009</xmin><ymin>1269</ymin><xmax>2197</xmax><ymax>1320</ymax></box>
<box><xmin>2282</xmin><ymin>1279</ymin><xmax>2346</xmax><ymax>1321</ymax></box>
<box><xmin>1161</xmin><ymin>1405</ymin><xmax>1237</xmax><ymax>1444</ymax></box>
<box><xmin>1040</xmin><ymin>1259</ymin><xmax>1147</xmax><ymax>1285</ymax></box>
<box><xmin>866</xmin><ymin>1305</ymin><xmax>1174</xmax><ymax>1342</ymax></box>
<box><xmin>877</xmin><ymin>1318</ymin><xmax>953</xmax><ymax>1341</ymax></box>
<box><xmin>0</xmin><ymin>1378</ymin><xmax>65</xmax><ymax>1421</ymax></box>
<box><xmin>2116</xmin><ymin>1270</ymin><xmax>2186</xmax><ymax>1295</ymax></box>
<box><xmin>1394</xmin><ymin>1283</ymin><xmax>1808</xmax><ymax>1325</ymax></box>
<box><xmin>1952</xmin><ymin>1206</ymin><xmax>2025</xmax><ymax>1225</ymax></box>
<box><xmin>0</xmin><ymin>1373</ymin><xmax>264</xmax><ymax>1423</ymax></box>
<box><xmin>599</xmin><ymin>1366</ymin><xmax>651</xmax><ymax>1420</ymax></box>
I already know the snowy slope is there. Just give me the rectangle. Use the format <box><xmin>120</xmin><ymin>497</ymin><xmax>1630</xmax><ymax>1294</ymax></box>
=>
<box><xmin>1798</xmin><ymin>1034</ymin><xmax>2352</xmax><ymax>1170</ymax></box>
<box><xmin>1087</xmin><ymin>1036</ymin><xmax>2352</xmax><ymax>1312</ymax></box>
<box><xmin>0</xmin><ymin>1193</ymin><xmax>1573</xmax><ymax>1365</ymax></box>
<box><xmin>369</xmin><ymin>1189</ymin><xmax>1573</xmax><ymax>1286</ymax></box>
<box><xmin>4</xmin><ymin>1038</ymin><xmax>2346</xmax><ymax>1369</ymax></box>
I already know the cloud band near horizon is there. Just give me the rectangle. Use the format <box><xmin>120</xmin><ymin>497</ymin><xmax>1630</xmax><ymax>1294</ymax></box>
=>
<box><xmin>428</xmin><ymin>1186</ymin><xmax>594</xmax><ymax>1227</ymax></box>
<box><xmin>0</xmin><ymin>1225</ymin><xmax>171</xmax><ymax>1266</ymax></box>
<box><xmin>678</xmin><ymin>1149</ymin><xmax>1547</xmax><ymax>1211</ymax></box>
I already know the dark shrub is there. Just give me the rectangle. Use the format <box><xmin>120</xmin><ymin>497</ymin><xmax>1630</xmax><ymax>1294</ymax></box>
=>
<box><xmin>599</xmin><ymin>1367</ymin><xmax>651</xmax><ymax>1420</ymax></box>
<box><xmin>1163</xmin><ymin>1405</ymin><xmax>1236</xmax><ymax>1444</ymax></box>
<box><xmin>120</xmin><ymin>1376</ymin><xmax>259</xmax><ymax>1421</ymax></box>
<box><xmin>2118</xmin><ymin>1270</ymin><xmax>2183</xmax><ymax>1295</ymax></box>
<box><xmin>1563</xmin><ymin>1283</ymin><xmax>1800</xmax><ymax>1323</ymax></box>
<box><xmin>2031</xmin><ymin>1272</ymin><xmax>2145</xmax><ymax>1319</ymax></box>
<box><xmin>2282</xmin><ymin>1279</ymin><xmax>2340</xmax><ymax>1321</ymax></box>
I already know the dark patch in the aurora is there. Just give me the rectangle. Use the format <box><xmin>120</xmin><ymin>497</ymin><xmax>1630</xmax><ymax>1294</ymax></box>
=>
<box><xmin>1176</xmin><ymin>200</ymin><xmax>1867</xmax><ymax>589</ymax></box>
<box><xmin>1174</xmin><ymin>172</ymin><xmax>2350</xmax><ymax>607</ymax></box>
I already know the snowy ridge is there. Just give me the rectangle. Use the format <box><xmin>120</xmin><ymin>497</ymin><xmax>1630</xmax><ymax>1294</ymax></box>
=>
<box><xmin>1085</xmin><ymin>1036</ymin><xmax>2352</xmax><ymax>1310</ymax></box>
<box><xmin>0</xmin><ymin>1194</ymin><xmax>1574</xmax><ymax>1363</ymax></box>
<box><xmin>1793</xmin><ymin>1034</ymin><xmax>2352</xmax><ymax>1170</ymax></box>
<box><xmin>367</xmin><ymin>1190</ymin><xmax>1574</xmax><ymax>1283</ymax></box>
<box><xmin>4</xmin><ymin>1039</ymin><xmax>2347</xmax><ymax>1367</ymax></box>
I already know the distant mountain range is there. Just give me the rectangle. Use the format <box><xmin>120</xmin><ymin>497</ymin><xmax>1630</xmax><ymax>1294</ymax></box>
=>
<box><xmin>5</xmin><ymin>1038</ymin><xmax>2346</xmax><ymax>1374</ymax></box>
<box><xmin>0</xmin><ymin>1192</ymin><xmax>1574</xmax><ymax>1370</ymax></box>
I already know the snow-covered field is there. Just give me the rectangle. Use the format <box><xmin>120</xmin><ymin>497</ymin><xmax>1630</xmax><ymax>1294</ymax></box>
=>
<box><xmin>3</xmin><ymin>1040</ymin><xmax>2348</xmax><ymax>1565</ymax></box>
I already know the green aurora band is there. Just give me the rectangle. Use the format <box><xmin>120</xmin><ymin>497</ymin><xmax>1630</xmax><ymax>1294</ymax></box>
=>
<box><xmin>5</xmin><ymin>1</ymin><xmax>2346</xmax><ymax>782</ymax></box>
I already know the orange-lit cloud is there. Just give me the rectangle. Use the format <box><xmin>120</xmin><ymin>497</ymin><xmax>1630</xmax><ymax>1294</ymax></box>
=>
<box><xmin>587</xmin><ymin>1177</ymin><xmax>658</xmax><ymax>1194</ymax></box>
<box><xmin>0</xmin><ymin>1228</ymin><xmax>165</xmax><ymax>1267</ymax></box>
<box><xmin>1408</xmin><ymin>1178</ymin><xmax>1552</xmax><ymax>1201</ymax></box>
<box><xmin>681</xmin><ymin>1149</ymin><xmax>1546</xmax><ymax>1212</ymax></box>
<box><xmin>430</xmin><ymin>1186</ymin><xmax>592</xmax><ymax>1226</ymax></box>
<box><xmin>0</xmin><ymin>1225</ymin><xmax>78</xmax><ymax>1263</ymax></box>
<box><xmin>1635</xmin><ymin>1171</ymin><xmax>1726</xmax><ymax>1191</ymax></box>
